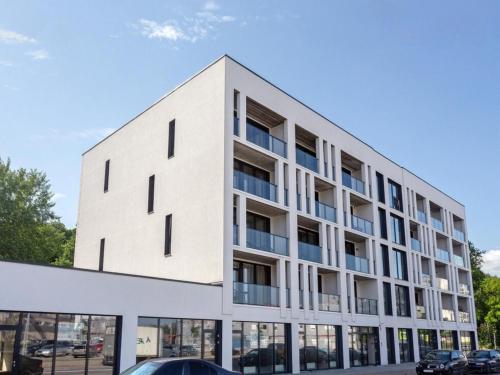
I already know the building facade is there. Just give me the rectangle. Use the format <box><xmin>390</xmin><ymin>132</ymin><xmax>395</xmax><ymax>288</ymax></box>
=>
<box><xmin>2</xmin><ymin>56</ymin><xmax>476</xmax><ymax>375</ymax></box>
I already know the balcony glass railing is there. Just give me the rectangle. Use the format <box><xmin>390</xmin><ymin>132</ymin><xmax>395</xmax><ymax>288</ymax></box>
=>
<box><xmin>233</xmin><ymin>224</ymin><xmax>239</xmax><ymax>245</ymax></box>
<box><xmin>246</xmin><ymin>122</ymin><xmax>287</xmax><ymax>158</ymax></box>
<box><xmin>346</xmin><ymin>253</ymin><xmax>369</xmax><ymax>274</ymax></box>
<box><xmin>432</xmin><ymin>217</ymin><xmax>444</xmax><ymax>231</ymax></box>
<box><xmin>318</xmin><ymin>293</ymin><xmax>341</xmax><ymax>312</ymax></box>
<box><xmin>453</xmin><ymin>254</ymin><xmax>465</xmax><ymax>267</ymax></box>
<box><xmin>233</xmin><ymin>170</ymin><xmax>277</xmax><ymax>202</ymax></box>
<box><xmin>342</xmin><ymin>171</ymin><xmax>365</xmax><ymax>195</ymax></box>
<box><xmin>453</xmin><ymin>228</ymin><xmax>465</xmax><ymax>242</ymax></box>
<box><xmin>459</xmin><ymin>283</ymin><xmax>470</xmax><ymax>295</ymax></box>
<box><xmin>351</xmin><ymin>214</ymin><xmax>374</xmax><ymax>235</ymax></box>
<box><xmin>416</xmin><ymin>305</ymin><xmax>426</xmax><ymax>319</ymax></box>
<box><xmin>417</xmin><ymin>210</ymin><xmax>427</xmax><ymax>224</ymax></box>
<box><xmin>436</xmin><ymin>277</ymin><xmax>449</xmax><ymax>291</ymax></box>
<box><xmin>442</xmin><ymin>309</ymin><xmax>455</xmax><ymax>322</ymax></box>
<box><xmin>436</xmin><ymin>248</ymin><xmax>450</xmax><ymax>262</ymax></box>
<box><xmin>246</xmin><ymin>228</ymin><xmax>289</xmax><ymax>256</ymax></box>
<box><xmin>298</xmin><ymin>241</ymin><xmax>322</xmax><ymax>263</ymax></box>
<box><xmin>422</xmin><ymin>274</ymin><xmax>432</xmax><ymax>287</ymax></box>
<box><xmin>411</xmin><ymin>238</ymin><xmax>422</xmax><ymax>252</ymax></box>
<box><xmin>315</xmin><ymin>201</ymin><xmax>336</xmax><ymax>223</ymax></box>
<box><xmin>233</xmin><ymin>282</ymin><xmax>279</xmax><ymax>307</ymax></box>
<box><xmin>296</xmin><ymin>147</ymin><xmax>318</xmax><ymax>172</ymax></box>
<box><xmin>458</xmin><ymin>311</ymin><xmax>471</xmax><ymax>323</ymax></box>
<box><xmin>355</xmin><ymin>297</ymin><xmax>378</xmax><ymax>315</ymax></box>
<box><xmin>233</xmin><ymin>117</ymin><xmax>240</xmax><ymax>136</ymax></box>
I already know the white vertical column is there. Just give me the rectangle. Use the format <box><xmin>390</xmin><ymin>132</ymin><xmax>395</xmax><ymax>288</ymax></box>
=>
<box><xmin>290</xmin><ymin>322</ymin><xmax>300</xmax><ymax>374</ymax></box>
<box><xmin>279</xmin><ymin>258</ymin><xmax>287</xmax><ymax>318</ymax></box>
<box><xmin>321</xmin><ymin>222</ymin><xmax>328</xmax><ymax>265</ymax></box>
<box><xmin>119</xmin><ymin>313</ymin><xmax>139</xmax><ymax>372</ymax></box>
<box><xmin>239</xmin><ymin>93</ymin><xmax>247</xmax><ymax>140</ymax></box>
<box><xmin>311</xmin><ymin>265</ymin><xmax>319</xmax><ymax>319</ymax></box>
<box><xmin>277</xmin><ymin>159</ymin><xmax>285</xmax><ymax>204</ymax></box>
<box><xmin>221</xmin><ymin>316</ymin><xmax>233</xmax><ymax>370</ymax></box>
<box><xmin>317</xmin><ymin>138</ymin><xmax>324</xmax><ymax>177</ymax></box>
<box><xmin>238</xmin><ymin>196</ymin><xmax>247</xmax><ymax>250</ymax></box>
<box><xmin>379</xmin><ymin>325</ymin><xmax>388</xmax><ymax>365</ymax></box>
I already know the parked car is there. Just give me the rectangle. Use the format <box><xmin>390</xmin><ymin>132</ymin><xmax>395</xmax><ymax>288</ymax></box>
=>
<box><xmin>35</xmin><ymin>342</ymin><xmax>73</xmax><ymax>357</ymax></box>
<box><xmin>416</xmin><ymin>350</ymin><xmax>467</xmax><ymax>374</ymax></box>
<box><xmin>72</xmin><ymin>343</ymin><xmax>99</xmax><ymax>358</ymax></box>
<box><xmin>467</xmin><ymin>350</ymin><xmax>500</xmax><ymax>373</ymax></box>
<box><xmin>121</xmin><ymin>358</ymin><xmax>239</xmax><ymax>375</ymax></box>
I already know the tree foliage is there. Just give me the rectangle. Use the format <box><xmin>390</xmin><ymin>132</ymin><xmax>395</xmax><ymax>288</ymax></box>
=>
<box><xmin>0</xmin><ymin>158</ymin><xmax>75</xmax><ymax>266</ymax></box>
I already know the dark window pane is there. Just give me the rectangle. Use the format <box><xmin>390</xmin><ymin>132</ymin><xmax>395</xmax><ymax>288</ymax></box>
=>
<box><xmin>376</xmin><ymin>172</ymin><xmax>385</xmax><ymax>203</ymax></box>
<box><xmin>165</xmin><ymin>215</ymin><xmax>172</xmax><ymax>255</ymax></box>
<box><xmin>104</xmin><ymin>160</ymin><xmax>110</xmax><ymax>192</ymax></box>
<box><xmin>148</xmin><ymin>175</ymin><xmax>155</xmax><ymax>213</ymax></box>
<box><xmin>99</xmin><ymin>238</ymin><xmax>105</xmax><ymax>271</ymax></box>
<box><xmin>168</xmin><ymin>120</ymin><xmax>175</xmax><ymax>158</ymax></box>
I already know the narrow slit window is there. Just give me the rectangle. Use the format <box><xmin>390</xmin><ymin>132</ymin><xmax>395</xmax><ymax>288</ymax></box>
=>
<box><xmin>99</xmin><ymin>238</ymin><xmax>105</xmax><ymax>271</ymax></box>
<box><xmin>168</xmin><ymin>119</ymin><xmax>175</xmax><ymax>158</ymax></box>
<box><xmin>104</xmin><ymin>159</ymin><xmax>110</xmax><ymax>192</ymax></box>
<box><xmin>165</xmin><ymin>214</ymin><xmax>172</xmax><ymax>255</ymax></box>
<box><xmin>148</xmin><ymin>175</ymin><xmax>155</xmax><ymax>213</ymax></box>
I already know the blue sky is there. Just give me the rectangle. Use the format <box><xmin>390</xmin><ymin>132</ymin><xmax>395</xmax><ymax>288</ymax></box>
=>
<box><xmin>1</xmin><ymin>1</ymin><xmax>499</xmax><ymax>257</ymax></box>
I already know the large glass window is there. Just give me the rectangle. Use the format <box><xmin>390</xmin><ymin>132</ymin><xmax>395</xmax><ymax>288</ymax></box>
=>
<box><xmin>459</xmin><ymin>331</ymin><xmax>474</xmax><ymax>354</ymax></box>
<box><xmin>137</xmin><ymin>317</ymin><xmax>219</xmax><ymax>364</ymax></box>
<box><xmin>378</xmin><ymin>208</ymin><xmax>387</xmax><ymax>239</ymax></box>
<box><xmin>348</xmin><ymin>326</ymin><xmax>380</xmax><ymax>367</ymax></box>
<box><xmin>381</xmin><ymin>245</ymin><xmax>390</xmax><ymax>277</ymax></box>
<box><xmin>376</xmin><ymin>172</ymin><xmax>385</xmax><ymax>203</ymax></box>
<box><xmin>398</xmin><ymin>328</ymin><xmax>413</xmax><ymax>363</ymax></box>
<box><xmin>233</xmin><ymin>321</ymin><xmax>288</xmax><ymax>374</ymax></box>
<box><xmin>395</xmin><ymin>285</ymin><xmax>411</xmax><ymax>317</ymax></box>
<box><xmin>440</xmin><ymin>330</ymin><xmax>457</xmax><ymax>350</ymax></box>
<box><xmin>298</xmin><ymin>324</ymin><xmax>340</xmax><ymax>371</ymax></box>
<box><xmin>418</xmin><ymin>329</ymin><xmax>437</xmax><ymax>359</ymax></box>
<box><xmin>386</xmin><ymin>328</ymin><xmax>395</xmax><ymax>364</ymax></box>
<box><xmin>390</xmin><ymin>215</ymin><xmax>406</xmax><ymax>246</ymax></box>
<box><xmin>383</xmin><ymin>282</ymin><xmax>392</xmax><ymax>316</ymax></box>
<box><xmin>388</xmin><ymin>180</ymin><xmax>403</xmax><ymax>211</ymax></box>
<box><xmin>393</xmin><ymin>249</ymin><xmax>408</xmax><ymax>280</ymax></box>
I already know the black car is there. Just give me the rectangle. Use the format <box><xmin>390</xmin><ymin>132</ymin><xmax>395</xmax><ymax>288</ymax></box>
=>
<box><xmin>467</xmin><ymin>350</ymin><xmax>500</xmax><ymax>373</ymax></box>
<box><xmin>121</xmin><ymin>358</ymin><xmax>239</xmax><ymax>375</ymax></box>
<box><xmin>19</xmin><ymin>355</ymin><xmax>44</xmax><ymax>375</ymax></box>
<box><xmin>416</xmin><ymin>350</ymin><xmax>467</xmax><ymax>374</ymax></box>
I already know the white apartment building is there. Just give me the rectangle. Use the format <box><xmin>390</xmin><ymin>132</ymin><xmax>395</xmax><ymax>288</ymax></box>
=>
<box><xmin>0</xmin><ymin>55</ymin><xmax>476</xmax><ymax>375</ymax></box>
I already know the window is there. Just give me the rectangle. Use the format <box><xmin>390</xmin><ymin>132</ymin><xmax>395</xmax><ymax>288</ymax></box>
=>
<box><xmin>168</xmin><ymin>119</ymin><xmax>175</xmax><ymax>158</ymax></box>
<box><xmin>388</xmin><ymin>179</ymin><xmax>402</xmax><ymax>211</ymax></box>
<box><xmin>386</xmin><ymin>328</ymin><xmax>395</xmax><ymax>364</ymax></box>
<box><xmin>383</xmin><ymin>282</ymin><xmax>392</xmax><ymax>315</ymax></box>
<box><xmin>104</xmin><ymin>159</ymin><xmax>110</xmax><ymax>192</ymax></box>
<box><xmin>395</xmin><ymin>285</ymin><xmax>410</xmax><ymax>317</ymax></box>
<box><xmin>440</xmin><ymin>330</ymin><xmax>458</xmax><ymax>350</ymax></box>
<box><xmin>99</xmin><ymin>238</ymin><xmax>105</xmax><ymax>271</ymax></box>
<box><xmin>148</xmin><ymin>175</ymin><xmax>155</xmax><ymax>213</ymax></box>
<box><xmin>381</xmin><ymin>245</ymin><xmax>390</xmax><ymax>277</ymax></box>
<box><xmin>164</xmin><ymin>214</ymin><xmax>172</xmax><ymax>255</ymax></box>
<box><xmin>379</xmin><ymin>208</ymin><xmax>387</xmax><ymax>239</ymax></box>
<box><xmin>393</xmin><ymin>249</ymin><xmax>408</xmax><ymax>280</ymax></box>
<box><xmin>398</xmin><ymin>328</ymin><xmax>414</xmax><ymax>362</ymax></box>
<box><xmin>390</xmin><ymin>214</ymin><xmax>406</xmax><ymax>245</ymax></box>
<box><xmin>418</xmin><ymin>329</ymin><xmax>438</xmax><ymax>359</ymax></box>
<box><xmin>376</xmin><ymin>172</ymin><xmax>385</xmax><ymax>203</ymax></box>
<box><xmin>299</xmin><ymin>324</ymin><xmax>340</xmax><ymax>370</ymax></box>
<box><xmin>298</xmin><ymin>227</ymin><xmax>319</xmax><ymax>246</ymax></box>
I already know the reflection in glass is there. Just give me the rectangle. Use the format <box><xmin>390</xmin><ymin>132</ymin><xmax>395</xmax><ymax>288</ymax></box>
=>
<box><xmin>181</xmin><ymin>320</ymin><xmax>201</xmax><ymax>359</ymax></box>
<box><xmin>0</xmin><ymin>312</ymin><xmax>19</xmax><ymax>326</ymax></box>
<box><xmin>90</xmin><ymin>316</ymin><xmax>116</xmax><ymax>375</ymax></box>
<box><xmin>0</xmin><ymin>329</ymin><xmax>17</xmax><ymax>375</ymax></box>
<box><xmin>202</xmin><ymin>321</ymin><xmax>216</xmax><ymax>362</ymax></box>
<box><xmin>159</xmin><ymin>319</ymin><xmax>180</xmax><ymax>359</ymax></box>
<box><xmin>54</xmin><ymin>315</ymin><xmax>89</xmax><ymax>375</ymax></box>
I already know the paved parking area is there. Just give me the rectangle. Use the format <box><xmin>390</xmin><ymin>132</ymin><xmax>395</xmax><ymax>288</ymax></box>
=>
<box><xmin>300</xmin><ymin>363</ymin><xmax>416</xmax><ymax>375</ymax></box>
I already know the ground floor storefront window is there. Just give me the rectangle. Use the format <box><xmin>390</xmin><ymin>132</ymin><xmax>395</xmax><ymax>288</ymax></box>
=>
<box><xmin>418</xmin><ymin>329</ymin><xmax>437</xmax><ymax>359</ymax></box>
<box><xmin>348</xmin><ymin>326</ymin><xmax>379</xmax><ymax>367</ymax></box>
<box><xmin>136</xmin><ymin>317</ymin><xmax>220</xmax><ymax>364</ymax></box>
<box><xmin>459</xmin><ymin>331</ymin><xmax>475</xmax><ymax>354</ymax></box>
<box><xmin>232</xmin><ymin>321</ymin><xmax>289</xmax><ymax>374</ymax></box>
<box><xmin>0</xmin><ymin>311</ymin><xmax>119</xmax><ymax>375</ymax></box>
<box><xmin>440</xmin><ymin>330</ymin><xmax>458</xmax><ymax>350</ymax></box>
<box><xmin>298</xmin><ymin>324</ymin><xmax>341</xmax><ymax>371</ymax></box>
<box><xmin>398</xmin><ymin>328</ymin><xmax>413</xmax><ymax>363</ymax></box>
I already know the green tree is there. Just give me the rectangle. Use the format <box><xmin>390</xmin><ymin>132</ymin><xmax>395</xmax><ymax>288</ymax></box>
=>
<box><xmin>0</xmin><ymin>158</ymin><xmax>75</xmax><ymax>265</ymax></box>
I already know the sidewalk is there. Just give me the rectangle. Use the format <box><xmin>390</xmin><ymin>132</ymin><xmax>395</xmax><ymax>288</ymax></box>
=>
<box><xmin>300</xmin><ymin>363</ymin><xmax>416</xmax><ymax>375</ymax></box>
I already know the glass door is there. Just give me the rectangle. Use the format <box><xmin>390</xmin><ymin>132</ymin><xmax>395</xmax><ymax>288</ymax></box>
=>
<box><xmin>0</xmin><ymin>329</ymin><xmax>16</xmax><ymax>375</ymax></box>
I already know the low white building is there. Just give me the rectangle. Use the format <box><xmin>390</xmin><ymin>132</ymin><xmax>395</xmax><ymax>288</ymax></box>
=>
<box><xmin>0</xmin><ymin>55</ymin><xmax>476</xmax><ymax>375</ymax></box>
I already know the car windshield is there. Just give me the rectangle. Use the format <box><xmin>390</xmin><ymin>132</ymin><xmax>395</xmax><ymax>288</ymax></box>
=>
<box><xmin>425</xmin><ymin>351</ymin><xmax>451</xmax><ymax>361</ymax></box>
<box><xmin>121</xmin><ymin>362</ymin><xmax>162</xmax><ymax>375</ymax></box>
<box><xmin>471</xmin><ymin>351</ymin><xmax>490</xmax><ymax>358</ymax></box>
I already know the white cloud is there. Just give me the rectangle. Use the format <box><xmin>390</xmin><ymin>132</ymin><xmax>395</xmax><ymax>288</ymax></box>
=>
<box><xmin>26</xmin><ymin>49</ymin><xmax>49</xmax><ymax>60</ymax></box>
<box><xmin>482</xmin><ymin>250</ymin><xmax>500</xmax><ymax>277</ymax></box>
<box><xmin>32</xmin><ymin>128</ymin><xmax>117</xmax><ymax>142</ymax></box>
<box><xmin>52</xmin><ymin>193</ymin><xmax>66</xmax><ymax>202</ymax></box>
<box><xmin>0</xmin><ymin>28</ymin><xmax>36</xmax><ymax>44</ymax></box>
<box><xmin>138</xmin><ymin>2</ymin><xmax>235</xmax><ymax>44</ymax></box>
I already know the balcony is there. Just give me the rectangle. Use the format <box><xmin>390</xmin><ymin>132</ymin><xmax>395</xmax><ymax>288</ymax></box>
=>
<box><xmin>453</xmin><ymin>228</ymin><xmax>465</xmax><ymax>242</ymax></box>
<box><xmin>296</xmin><ymin>147</ymin><xmax>318</xmax><ymax>172</ymax></box>
<box><xmin>246</xmin><ymin>228</ymin><xmax>289</xmax><ymax>256</ymax></box>
<box><xmin>453</xmin><ymin>254</ymin><xmax>465</xmax><ymax>267</ymax></box>
<box><xmin>417</xmin><ymin>210</ymin><xmax>427</xmax><ymax>224</ymax></box>
<box><xmin>346</xmin><ymin>254</ymin><xmax>369</xmax><ymax>274</ymax></box>
<box><xmin>315</xmin><ymin>201</ymin><xmax>336</xmax><ymax>223</ymax></box>
<box><xmin>459</xmin><ymin>283</ymin><xmax>470</xmax><ymax>295</ymax></box>
<box><xmin>246</xmin><ymin>121</ymin><xmax>287</xmax><ymax>158</ymax></box>
<box><xmin>233</xmin><ymin>224</ymin><xmax>239</xmax><ymax>245</ymax></box>
<box><xmin>298</xmin><ymin>241</ymin><xmax>322</xmax><ymax>263</ymax></box>
<box><xmin>422</xmin><ymin>274</ymin><xmax>432</xmax><ymax>287</ymax></box>
<box><xmin>432</xmin><ymin>218</ymin><xmax>444</xmax><ymax>232</ymax></box>
<box><xmin>318</xmin><ymin>293</ymin><xmax>341</xmax><ymax>312</ymax></box>
<box><xmin>442</xmin><ymin>309</ymin><xmax>455</xmax><ymax>322</ymax></box>
<box><xmin>351</xmin><ymin>215</ymin><xmax>374</xmax><ymax>235</ymax></box>
<box><xmin>436</xmin><ymin>248</ymin><xmax>450</xmax><ymax>262</ymax></box>
<box><xmin>342</xmin><ymin>171</ymin><xmax>365</xmax><ymax>195</ymax></box>
<box><xmin>411</xmin><ymin>238</ymin><xmax>422</xmax><ymax>252</ymax></box>
<box><xmin>233</xmin><ymin>170</ymin><xmax>277</xmax><ymax>202</ymax></box>
<box><xmin>416</xmin><ymin>305</ymin><xmax>426</xmax><ymax>319</ymax></box>
<box><xmin>233</xmin><ymin>117</ymin><xmax>240</xmax><ymax>136</ymax></box>
<box><xmin>233</xmin><ymin>282</ymin><xmax>279</xmax><ymax>307</ymax></box>
<box><xmin>355</xmin><ymin>297</ymin><xmax>378</xmax><ymax>315</ymax></box>
<box><xmin>436</xmin><ymin>277</ymin><xmax>449</xmax><ymax>291</ymax></box>
<box><xmin>458</xmin><ymin>311</ymin><xmax>471</xmax><ymax>323</ymax></box>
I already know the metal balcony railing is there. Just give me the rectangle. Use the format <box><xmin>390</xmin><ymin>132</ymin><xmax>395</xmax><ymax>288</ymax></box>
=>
<box><xmin>436</xmin><ymin>248</ymin><xmax>450</xmax><ymax>262</ymax></box>
<box><xmin>246</xmin><ymin>228</ymin><xmax>289</xmax><ymax>256</ymax></box>
<box><xmin>298</xmin><ymin>241</ymin><xmax>322</xmax><ymax>263</ymax></box>
<box><xmin>246</xmin><ymin>121</ymin><xmax>287</xmax><ymax>158</ymax></box>
<box><xmin>459</xmin><ymin>283</ymin><xmax>470</xmax><ymax>295</ymax></box>
<box><xmin>346</xmin><ymin>253</ymin><xmax>369</xmax><ymax>274</ymax></box>
<box><xmin>432</xmin><ymin>217</ymin><xmax>444</xmax><ymax>231</ymax></box>
<box><xmin>318</xmin><ymin>293</ymin><xmax>341</xmax><ymax>312</ymax></box>
<box><xmin>351</xmin><ymin>214</ymin><xmax>374</xmax><ymax>235</ymax></box>
<box><xmin>417</xmin><ymin>210</ymin><xmax>427</xmax><ymax>224</ymax></box>
<box><xmin>411</xmin><ymin>238</ymin><xmax>422</xmax><ymax>252</ymax></box>
<box><xmin>355</xmin><ymin>297</ymin><xmax>378</xmax><ymax>315</ymax></box>
<box><xmin>296</xmin><ymin>147</ymin><xmax>318</xmax><ymax>172</ymax></box>
<box><xmin>458</xmin><ymin>311</ymin><xmax>471</xmax><ymax>323</ymax></box>
<box><xmin>315</xmin><ymin>201</ymin><xmax>336</xmax><ymax>223</ymax></box>
<box><xmin>442</xmin><ymin>309</ymin><xmax>455</xmax><ymax>322</ymax></box>
<box><xmin>453</xmin><ymin>228</ymin><xmax>465</xmax><ymax>242</ymax></box>
<box><xmin>422</xmin><ymin>274</ymin><xmax>432</xmax><ymax>287</ymax></box>
<box><xmin>233</xmin><ymin>170</ymin><xmax>277</xmax><ymax>202</ymax></box>
<box><xmin>342</xmin><ymin>171</ymin><xmax>365</xmax><ymax>195</ymax></box>
<box><xmin>436</xmin><ymin>277</ymin><xmax>449</xmax><ymax>291</ymax></box>
<box><xmin>233</xmin><ymin>282</ymin><xmax>279</xmax><ymax>307</ymax></box>
<box><xmin>453</xmin><ymin>254</ymin><xmax>465</xmax><ymax>267</ymax></box>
